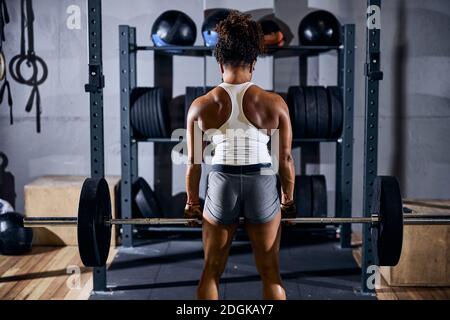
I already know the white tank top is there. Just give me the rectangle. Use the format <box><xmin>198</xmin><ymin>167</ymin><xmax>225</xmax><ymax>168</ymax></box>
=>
<box><xmin>207</xmin><ymin>82</ymin><xmax>272</xmax><ymax>166</ymax></box>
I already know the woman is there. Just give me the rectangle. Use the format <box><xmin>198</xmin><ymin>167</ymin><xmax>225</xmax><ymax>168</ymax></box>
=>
<box><xmin>184</xmin><ymin>11</ymin><xmax>295</xmax><ymax>300</ymax></box>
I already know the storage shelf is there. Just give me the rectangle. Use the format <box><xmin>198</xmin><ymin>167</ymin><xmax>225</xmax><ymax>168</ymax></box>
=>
<box><xmin>120</xmin><ymin>24</ymin><xmax>355</xmax><ymax>251</ymax></box>
<box><xmin>134</xmin><ymin>45</ymin><xmax>340</xmax><ymax>58</ymax></box>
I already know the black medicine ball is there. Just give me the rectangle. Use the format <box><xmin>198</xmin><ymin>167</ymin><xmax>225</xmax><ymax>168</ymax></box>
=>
<box><xmin>201</xmin><ymin>9</ymin><xmax>231</xmax><ymax>47</ymax></box>
<box><xmin>151</xmin><ymin>10</ymin><xmax>197</xmax><ymax>46</ymax></box>
<box><xmin>0</xmin><ymin>212</ymin><xmax>33</xmax><ymax>255</ymax></box>
<box><xmin>260</xmin><ymin>19</ymin><xmax>281</xmax><ymax>34</ymax></box>
<box><xmin>298</xmin><ymin>10</ymin><xmax>341</xmax><ymax>46</ymax></box>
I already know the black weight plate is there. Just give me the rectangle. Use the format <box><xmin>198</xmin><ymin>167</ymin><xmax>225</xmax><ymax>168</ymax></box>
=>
<box><xmin>148</xmin><ymin>87</ymin><xmax>159</xmax><ymax>138</ymax></box>
<box><xmin>115</xmin><ymin>179</ymin><xmax>141</xmax><ymax>218</ymax></box>
<box><xmin>371</xmin><ymin>176</ymin><xmax>403</xmax><ymax>267</ymax></box>
<box><xmin>296</xmin><ymin>87</ymin><xmax>307</xmax><ymax>138</ymax></box>
<box><xmin>315</xmin><ymin>87</ymin><xmax>329</xmax><ymax>138</ymax></box>
<box><xmin>296</xmin><ymin>87</ymin><xmax>306</xmax><ymax>138</ymax></box>
<box><xmin>130</xmin><ymin>87</ymin><xmax>144</xmax><ymax>137</ymax></box>
<box><xmin>286</xmin><ymin>87</ymin><xmax>298</xmax><ymax>138</ymax></box>
<box><xmin>131</xmin><ymin>88</ymin><xmax>151</xmax><ymax>138</ymax></box>
<box><xmin>134</xmin><ymin>177</ymin><xmax>162</xmax><ymax>218</ymax></box>
<box><xmin>311</xmin><ymin>175</ymin><xmax>327</xmax><ymax>218</ymax></box>
<box><xmin>286</xmin><ymin>86</ymin><xmax>307</xmax><ymax>139</ymax></box>
<box><xmin>131</xmin><ymin>87</ymin><xmax>164</xmax><ymax>139</ymax></box>
<box><xmin>287</xmin><ymin>86</ymin><xmax>307</xmax><ymax>139</ymax></box>
<box><xmin>155</xmin><ymin>88</ymin><xmax>170</xmax><ymax>138</ymax></box>
<box><xmin>78</xmin><ymin>178</ymin><xmax>112</xmax><ymax>267</ymax></box>
<box><xmin>169</xmin><ymin>95</ymin><xmax>186</xmax><ymax>131</ymax></box>
<box><xmin>185</xmin><ymin>87</ymin><xmax>214</xmax><ymax>123</ymax></box>
<box><xmin>295</xmin><ymin>175</ymin><xmax>312</xmax><ymax>217</ymax></box>
<box><xmin>327</xmin><ymin>86</ymin><xmax>343</xmax><ymax>139</ymax></box>
<box><xmin>304</xmin><ymin>87</ymin><xmax>318</xmax><ymax>138</ymax></box>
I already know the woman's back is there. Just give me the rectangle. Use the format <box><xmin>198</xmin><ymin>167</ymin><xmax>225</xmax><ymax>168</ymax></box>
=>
<box><xmin>189</xmin><ymin>82</ymin><xmax>286</xmax><ymax>165</ymax></box>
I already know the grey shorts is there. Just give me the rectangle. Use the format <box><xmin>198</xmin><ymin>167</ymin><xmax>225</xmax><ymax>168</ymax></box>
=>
<box><xmin>204</xmin><ymin>166</ymin><xmax>280</xmax><ymax>225</ymax></box>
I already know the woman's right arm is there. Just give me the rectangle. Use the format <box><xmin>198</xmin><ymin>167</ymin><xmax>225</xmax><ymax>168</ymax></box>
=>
<box><xmin>276</xmin><ymin>96</ymin><xmax>295</xmax><ymax>205</ymax></box>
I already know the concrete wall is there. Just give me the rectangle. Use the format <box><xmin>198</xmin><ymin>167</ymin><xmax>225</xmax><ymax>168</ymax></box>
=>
<box><xmin>0</xmin><ymin>0</ymin><xmax>449</xmax><ymax>216</ymax></box>
<box><xmin>275</xmin><ymin>0</ymin><xmax>450</xmax><ymax>219</ymax></box>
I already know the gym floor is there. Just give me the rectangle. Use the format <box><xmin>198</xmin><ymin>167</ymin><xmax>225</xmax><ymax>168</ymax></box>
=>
<box><xmin>1</xmin><ymin>232</ymin><xmax>449</xmax><ymax>300</ymax></box>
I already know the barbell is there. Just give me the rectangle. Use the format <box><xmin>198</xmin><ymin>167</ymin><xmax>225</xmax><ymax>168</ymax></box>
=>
<box><xmin>18</xmin><ymin>176</ymin><xmax>450</xmax><ymax>268</ymax></box>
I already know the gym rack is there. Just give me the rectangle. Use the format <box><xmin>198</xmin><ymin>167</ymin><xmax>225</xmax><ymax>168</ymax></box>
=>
<box><xmin>88</xmin><ymin>0</ymin><xmax>379</xmax><ymax>294</ymax></box>
<box><xmin>362</xmin><ymin>0</ymin><xmax>384</xmax><ymax>294</ymax></box>
<box><xmin>118</xmin><ymin>25</ymin><xmax>355</xmax><ymax>245</ymax></box>
<box><xmin>84</xmin><ymin>0</ymin><xmax>107</xmax><ymax>292</ymax></box>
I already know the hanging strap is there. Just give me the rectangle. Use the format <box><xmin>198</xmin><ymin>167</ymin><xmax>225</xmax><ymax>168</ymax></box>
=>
<box><xmin>0</xmin><ymin>0</ymin><xmax>11</xmax><ymax>123</ymax></box>
<box><xmin>0</xmin><ymin>78</ymin><xmax>12</xmax><ymax>124</ymax></box>
<box><xmin>9</xmin><ymin>0</ymin><xmax>46</xmax><ymax>133</ymax></box>
<box><xmin>0</xmin><ymin>0</ymin><xmax>10</xmax><ymax>44</ymax></box>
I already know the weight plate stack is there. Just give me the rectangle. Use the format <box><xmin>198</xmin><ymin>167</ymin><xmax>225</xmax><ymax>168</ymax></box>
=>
<box><xmin>77</xmin><ymin>178</ymin><xmax>112</xmax><ymax>267</ymax></box>
<box><xmin>295</xmin><ymin>175</ymin><xmax>313</xmax><ymax>217</ymax></box>
<box><xmin>311</xmin><ymin>175</ymin><xmax>327</xmax><ymax>218</ymax></box>
<box><xmin>327</xmin><ymin>86</ymin><xmax>343</xmax><ymax>139</ymax></box>
<box><xmin>315</xmin><ymin>87</ymin><xmax>330</xmax><ymax>138</ymax></box>
<box><xmin>304</xmin><ymin>87</ymin><xmax>318</xmax><ymax>138</ymax></box>
<box><xmin>154</xmin><ymin>88</ymin><xmax>170</xmax><ymax>138</ymax></box>
<box><xmin>185</xmin><ymin>86</ymin><xmax>214</xmax><ymax>122</ymax></box>
<box><xmin>169</xmin><ymin>95</ymin><xmax>186</xmax><ymax>131</ymax></box>
<box><xmin>130</xmin><ymin>87</ymin><xmax>169</xmax><ymax>139</ymax></box>
<box><xmin>287</xmin><ymin>86</ymin><xmax>307</xmax><ymax>138</ymax></box>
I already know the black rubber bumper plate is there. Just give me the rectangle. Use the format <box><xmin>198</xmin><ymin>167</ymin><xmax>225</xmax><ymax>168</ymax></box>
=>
<box><xmin>315</xmin><ymin>86</ymin><xmax>329</xmax><ymax>138</ymax></box>
<box><xmin>327</xmin><ymin>86</ymin><xmax>343</xmax><ymax>139</ymax></box>
<box><xmin>287</xmin><ymin>86</ymin><xmax>307</xmax><ymax>138</ymax></box>
<box><xmin>78</xmin><ymin>178</ymin><xmax>112</xmax><ymax>267</ymax></box>
<box><xmin>131</xmin><ymin>87</ymin><xmax>168</xmax><ymax>139</ymax></box>
<box><xmin>134</xmin><ymin>177</ymin><xmax>162</xmax><ymax>219</ymax></box>
<box><xmin>154</xmin><ymin>87</ymin><xmax>170</xmax><ymax>138</ymax></box>
<box><xmin>371</xmin><ymin>176</ymin><xmax>403</xmax><ymax>266</ymax></box>
<box><xmin>295</xmin><ymin>175</ymin><xmax>313</xmax><ymax>217</ymax></box>
<box><xmin>311</xmin><ymin>175</ymin><xmax>327</xmax><ymax>218</ymax></box>
<box><xmin>304</xmin><ymin>87</ymin><xmax>318</xmax><ymax>138</ymax></box>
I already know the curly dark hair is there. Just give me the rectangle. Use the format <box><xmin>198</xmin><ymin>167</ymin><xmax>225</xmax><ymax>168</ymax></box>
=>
<box><xmin>215</xmin><ymin>11</ymin><xmax>265</xmax><ymax>67</ymax></box>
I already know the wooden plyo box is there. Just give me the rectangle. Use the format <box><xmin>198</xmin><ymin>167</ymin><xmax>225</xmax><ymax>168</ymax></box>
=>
<box><xmin>380</xmin><ymin>200</ymin><xmax>450</xmax><ymax>286</ymax></box>
<box><xmin>24</xmin><ymin>176</ymin><xmax>120</xmax><ymax>246</ymax></box>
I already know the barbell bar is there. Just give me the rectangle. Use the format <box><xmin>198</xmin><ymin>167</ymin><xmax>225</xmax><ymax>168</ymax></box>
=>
<box><xmin>22</xmin><ymin>215</ymin><xmax>450</xmax><ymax>227</ymax></box>
<box><xmin>16</xmin><ymin>176</ymin><xmax>450</xmax><ymax>269</ymax></box>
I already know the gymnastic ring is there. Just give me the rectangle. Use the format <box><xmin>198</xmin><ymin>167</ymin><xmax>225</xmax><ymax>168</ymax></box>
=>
<box><xmin>0</xmin><ymin>51</ymin><xmax>5</xmax><ymax>81</ymax></box>
<box><xmin>14</xmin><ymin>55</ymin><xmax>48</xmax><ymax>86</ymax></box>
<box><xmin>9</xmin><ymin>54</ymin><xmax>35</xmax><ymax>84</ymax></box>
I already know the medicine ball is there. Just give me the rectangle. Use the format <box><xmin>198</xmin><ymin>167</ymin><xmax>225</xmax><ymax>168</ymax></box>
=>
<box><xmin>151</xmin><ymin>10</ymin><xmax>197</xmax><ymax>46</ymax></box>
<box><xmin>298</xmin><ymin>10</ymin><xmax>341</xmax><ymax>46</ymax></box>
<box><xmin>201</xmin><ymin>9</ymin><xmax>231</xmax><ymax>47</ymax></box>
<box><xmin>0</xmin><ymin>212</ymin><xmax>33</xmax><ymax>255</ymax></box>
<box><xmin>259</xmin><ymin>19</ymin><xmax>285</xmax><ymax>47</ymax></box>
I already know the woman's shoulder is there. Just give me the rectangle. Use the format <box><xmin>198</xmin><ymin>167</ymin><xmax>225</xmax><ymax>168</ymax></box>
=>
<box><xmin>247</xmin><ymin>85</ymin><xmax>287</xmax><ymax>110</ymax></box>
